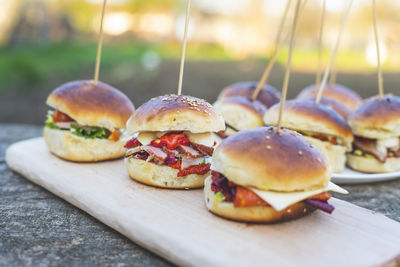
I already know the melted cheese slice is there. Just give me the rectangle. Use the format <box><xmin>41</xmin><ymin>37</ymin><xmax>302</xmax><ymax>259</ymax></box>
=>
<box><xmin>185</xmin><ymin>132</ymin><xmax>214</xmax><ymax>147</ymax></box>
<box><xmin>137</xmin><ymin>131</ymin><xmax>215</xmax><ymax>147</ymax></box>
<box><xmin>248</xmin><ymin>182</ymin><xmax>348</xmax><ymax>211</ymax></box>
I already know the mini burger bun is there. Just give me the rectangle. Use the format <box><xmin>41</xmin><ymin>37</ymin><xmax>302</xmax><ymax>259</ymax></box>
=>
<box><xmin>213</xmin><ymin>96</ymin><xmax>266</xmax><ymax>131</ymax></box>
<box><xmin>47</xmin><ymin>80</ymin><xmax>135</xmax><ymax>131</ymax></box>
<box><xmin>297</xmin><ymin>84</ymin><xmax>362</xmax><ymax>110</ymax></box>
<box><xmin>212</xmin><ymin>127</ymin><xmax>331</xmax><ymax>192</ymax></box>
<box><xmin>304</xmin><ymin>136</ymin><xmax>347</xmax><ymax>173</ymax></box>
<box><xmin>310</xmin><ymin>97</ymin><xmax>351</xmax><ymax>120</ymax></box>
<box><xmin>348</xmin><ymin>95</ymin><xmax>400</xmax><ymax>139</ymax></box>
<box><xmin>218</xmin><ymin>81</ymin><xmax>280</xmax><ymax>108</ymax></box>
<box><xmin>125</xmin><ymin>157</ymin><xmax>206</xmax><ymax>189</ymax></box>
<box><xmin>204</xmin><ymin>177</ymin><xmax>315</xmax><ymax>223</ymax></box>
<box><xmin>264</xmin><ymin>99</ymin><xmax>354</xmax><ymax>149</ymax></box>
<box><xmin>44</xmin><ymin>127</ymin><xmax>125</xmax><ymax>162</ymax></box>
<box><xmin>347</xmin><ymin>154</ymin><xmax>400</xmax><ymax>173</ymax></box>
<box><xmin>127</xmin><ymin>94</ymin><xmax>225</xmax><ymax>134</ymax></box>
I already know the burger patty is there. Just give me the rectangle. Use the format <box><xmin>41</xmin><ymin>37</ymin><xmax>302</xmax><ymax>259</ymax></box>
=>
<box><xmin>352</xmin><ymin>136</ymin><xmax>400</xmax><ymax>162</ymax></box>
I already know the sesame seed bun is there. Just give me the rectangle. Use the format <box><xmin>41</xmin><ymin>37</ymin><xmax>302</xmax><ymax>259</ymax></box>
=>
<box><xmin>125</xmin><ymin>157</ymin><xmax>206</xmax><ymax>189</ymax></box>
<box><xmin>204</xmin><ymin>177</ymin><xmax>315</xmax><ymax>223</ymax></box>
<box><xmin>348</xmin><ymin>95</ymin><xmax>400</xmax><ymax>139</ymax></box>
<box><xmin>213</xmin><ymin>96</ymin><xmax>266</xmax><ymax>131</ymax></box>
<box><xmin>297</xmin><ymin>84</ymin><xmax>362</xmax><ymax>110</ymax></box>
<box><xmin>264</xmin><ymin>99</ymin><xmax>354</xmax><ymax>149</ymax></box>
<box><xmin>127</xmin><ymin>95</ymin><xmax>225</xmax><ymax>134</ymax></box>
<box><xmin>218</xmin><ymin>81</ymin><xmax>280</xmax><ymax>108</ymax></box>
<box><xmin>212</xmin><ymin>127</ymin><xmax>331</xmax><ymax>192</ymax></box>
<box><xmin>47</xmin><ymin>80</ymin><xmax>135</xmax><ymax>131</ymax></box>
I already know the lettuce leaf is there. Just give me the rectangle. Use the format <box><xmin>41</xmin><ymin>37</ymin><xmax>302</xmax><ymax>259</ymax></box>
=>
<box><xmin>70</xmin><ymin>124</ymin><xmax>109</xmax><ymax>139</ymax></box>
<box><xmin>213</xmin><ymin>191</ymin><xmax>226</xmax><ymax>203</ymax></box>
<box><xmin>45</xmin><ymin>111</ymin><xmax>60</xmax><ymax>129</ymax></box>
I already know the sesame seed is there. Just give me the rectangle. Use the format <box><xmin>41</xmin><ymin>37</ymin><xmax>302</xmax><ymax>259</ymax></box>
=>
<box><xmin>287</xmin><ymin>209</ymin><xmax>292</xmax><ymax>213</ymax></box>
<box><xmin>298</xmin><ymin>150</ymin><xmax>303</xmax><ymax>156</ymax></box>
<box><xmin>303</xmin><ymin>208</ymin><xmax>307</xmax><ymax>213</ymax></box>
<box><xmin>265</xmin><ymin>135</ymin><xmax>270</xmax><ymax>140</ymax></box>
<box><xmin>266</xmin><ymin>145</ymin><xmax>271</xmax><ymax>149</ymax></box>
<box><xmin>317</xmin><ymin>158</ymin><xmax>321</xmax><ymax>162</ymax></box>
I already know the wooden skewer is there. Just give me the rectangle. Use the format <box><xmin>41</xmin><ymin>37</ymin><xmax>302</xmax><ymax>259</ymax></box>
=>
<box><xmin>93</xmin><ymin>0</ymin><xmax>107</xmax><ymax>86</ymax></box>
<box><xmin>277</xmin><ymin>0</ymin><xmax>302</xmax><ymax>133</ymax></box>
<box><xmin>177</xmin><ymin>0</ymin><xmax>191</xmax><ymax>96</ymax></box>
<box><xmin>373</xmin><ymin>0</ymin><xmax>384</xmax><ymax>100</ymax></box>
<box><xmin>315</xmin><ymin>0</ymin><xmax>326</xmax><ymax>91</ymax></box>
<box><xmin>329</xmin><ymin>63</ymin><xmax>337</xmax><ymax>86</ymax></box>
<box><xmin>316</xmin><ymin>0</ymin><xmax>353</xmax><ymax>103</ymax></box>
<box><xmin>252</xmin><ymin>0</ymin><xmax>292</xmax><ymax>100</ymax></box>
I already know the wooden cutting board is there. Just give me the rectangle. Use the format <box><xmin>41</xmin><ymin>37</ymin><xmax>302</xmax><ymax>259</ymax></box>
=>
<box><xmin>6</xmin><ymin>138</ymin><xmax>400</xmax><ymax>267</ymax></box>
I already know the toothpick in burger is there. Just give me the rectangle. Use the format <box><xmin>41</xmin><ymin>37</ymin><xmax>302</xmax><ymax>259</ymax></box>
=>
<box><xmin>124</xmin><ymin>94</ymin><xmax>225</xmax><ymax>189</ymax></box>
<box><xmin>264</xmin><ymin>99</ymin><xmax>354</xmax><ymax>173</ymax></box>
<box><xmin>347</xmin><ymin>95</ymin><xmax>400</xmax><ymax>173</ymax></box>
<box><xmin>297</xmin><ymin>83</ymin><xmax>362</xmax><ymax>110</ymax></box>
<box><xmin>44</xmin><ymin>80</ymin><xmax>135</xmax><ymax>162</ymax></box>
<box><xmin>204</xmin><ymin>127</ymin><xmax>348</xmax><ymax>223</ymax></box>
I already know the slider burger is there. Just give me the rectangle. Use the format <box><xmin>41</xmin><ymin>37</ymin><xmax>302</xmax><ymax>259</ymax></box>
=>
<box><xmin>44</xmin><ymin>80</ymin><xmax>135</xmax><ymax>162</ymax></box>
<box><xmin>124</xmin><ymin>94</ymin><xmax>225</xmax><ymax>189</ymax></box>
<box><xmin>297</xmin><ymin>84</ymin><xmax>362</xmax><ymax>110</ymax></box>
<box><xmin>309</xmin><ymin>97</ymin><xmax>351</xmax><ymax>120</ymax></box>
<box><xmin>204</xmin><ymin>127</ymin><xmax>348</xmax><ymax>223</ymax></box>
<box><xmin>264</xmin><ymin>99</ymin><xmax>354</xmax><ymax>173</ymax></box>
<box><xmin>217</xmin><ymin>81</ymin><xmax>280</xmax><ymax>108</ymax></box>
<box><xmin>347</xmin><ymin>95</ymin><xmax>400</xmax><ymax>173</ymax></box>
<box><xmin>213</xmin><ymin>96</ymin><xmax>266</xmax><ymax>138</ymax></box>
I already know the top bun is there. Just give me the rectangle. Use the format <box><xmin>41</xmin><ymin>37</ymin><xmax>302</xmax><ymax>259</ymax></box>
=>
<box><xmin>297</xmin><ymin>84</ymin><xmax>362</xmax><ymax>110</ymax></box>
<box><xmin>310</xmin><ymin>97</ymin><xmax>351</xmax><ymax>120</ymax></box>
<box><xmin>264</xmin><ymin>99</ymin><xmax>353</xmax><ymax>148</ymax></box>
<box><xmin>348</xmin><ymin>95</ymin><xmax>400</xmax><ymax>139</ymax></box>
<box><xmin>127</xmin><ymin>94</ymin><xmax>225</xmax><ymax>134</ymax></box>
<box><xmin>213</xmin><ymin>96</ymin><xmax>266</xmax><ymax>130</ymax></box>
<box><xmin>218</xmin><ymin>81</ymin><xmax>280</xmax><ymax>108</ymax></box>
<box><xmin>212</xmin><ymin>127</ymin><xmax>331</xmax><ymax>192</ymax></box>
<box><xmin>47</xmin><ymin>80</ymin><xmax>135</xmax><ymax>130</ymax></box>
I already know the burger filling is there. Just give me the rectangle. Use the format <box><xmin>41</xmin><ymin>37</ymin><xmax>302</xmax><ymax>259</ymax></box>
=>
<box><xmin>210</xmin><ymin>171</ymin><xmax>335</xmax><ymax>214</ymax></box>
<box><xmin>351</xmin><ymin>135</ymin><xmax>400</xmax><ymax>163</ymax></box>
<box><xmin>124</xmin><ymin>132</ymin><xmax>215</xmax><ymax>177</ymax></box>
<box><xmin>217</xmin><ymin>123</ymin><xmax>238</xmax><ymax>139</ymax></box>
<box><xmin>45</xmin><ymin>110</ymin><xmax>120</xmax><ymax>141</ymax></box>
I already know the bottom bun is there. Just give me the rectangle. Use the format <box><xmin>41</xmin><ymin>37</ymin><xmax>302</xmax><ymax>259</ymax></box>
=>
<box><xmin>44</xmin><ymin>127</ymin><xmax>125</xmax><ymax>162</ymax></box>
<box><xmin>304</xmin><ymin>136</ymin><xmax>346</xmax><ymax>173</ymax></box>
<box><xmin>125</xmin><ymin>157</ymin><xmax>207</xmax><ymax>189</ymax></box>
<box><xmin>347</xmin><ymin>154</ymin><xmax>400</xmax><ymax>173</ymax></box>
<box><xmin>204</xmin><ymin>177</ymin><xmax>314</xmax><ymax>223</ymax></box>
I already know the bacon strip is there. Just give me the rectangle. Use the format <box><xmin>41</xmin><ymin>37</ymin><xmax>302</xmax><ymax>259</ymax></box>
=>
<box><xmin>353</xmin><ymin>136</ymin><xmax>386</xmax><ymax>162</ymax></box>
<box><xmin>191</xmin><ymin>143</ymin><xmax>214</xmax><ymax>156</ymax></box>
<box><xmin>177</xmin><ymin>145</ymin><xmax>202</xmax><ymax>158</ymax></box>
<box><xmin>142</xmin><ymin>146</ymin><xmax>167</xmax><ymax>164</ymax></box>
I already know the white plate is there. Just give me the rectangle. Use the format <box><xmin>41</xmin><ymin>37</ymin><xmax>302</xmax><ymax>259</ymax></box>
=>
<box><xmin>331</xmin><ymin>167</ymin><xmax>400</xmax><ymax>184</ymax></box>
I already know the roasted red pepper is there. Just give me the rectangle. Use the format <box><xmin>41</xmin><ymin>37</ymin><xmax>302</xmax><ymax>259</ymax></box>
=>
<box><xmin>124</xmin><ymin>137</ymin><xmax>141</xmax><ymax>148</ymax></box>
<box><xmin>168</xmin><ymin>159</ymin><xmax>182</xmax><ymax>170</ymax></box>
<box><xmin>177</xmin><ymin>163</ymin><xmax>210</xmax><ymax>177</ymax></box>
<box><xmin>234</xmin><ymin>187</ymin><xmax>269</xmax><ymax>208</ymax></box>
<box><xmin>53</xmin><ymin>109</ymin><xmax>73</xmax><ymax>122</ymax></box>
<box><xmin>151</xmin><ymin>133</ymin><xmax>189</xmax><ymax>149</ymax></box>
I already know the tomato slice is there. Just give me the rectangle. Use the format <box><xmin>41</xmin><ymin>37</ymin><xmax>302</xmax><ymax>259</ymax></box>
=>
<box><xmin>124</xmin><ymin>138</ymin><xmax>141</xmax><ymax>148</ymax></box>
<box><xmin>234</xmin><ymin>187</ymin><xmax>269</xmax><ymax>208</ymax></box>
<box><xmin>308</xmin><ymin>192</ymin><xmax>331</xmax><ymax>201</ymax></box>
<box><xmin>53</xmin><ymin>110</ymin><xmax>73</xmax><ymax>122</ymax></box>
<box><xmin>108</xmin><ymin>129</ymin><xmax>120</xmax><ymax>141</ymax></box>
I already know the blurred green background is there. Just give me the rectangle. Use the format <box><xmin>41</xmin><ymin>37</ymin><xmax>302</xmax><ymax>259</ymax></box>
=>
<box><xmin>0</xmin><ymin>0</ymin><xmax>399</xmax><ymax>124</ymax></box>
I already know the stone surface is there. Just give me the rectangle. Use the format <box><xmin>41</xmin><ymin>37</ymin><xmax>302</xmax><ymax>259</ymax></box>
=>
<box><xmin>0</xmin><ymin>124</ymin><xmax>172</xmax><ymax>266</ymax></box>
<box><xmin>1</xmin><ymin>124</ymin><xmax>400</xmax><ymax>265</ymax></box>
